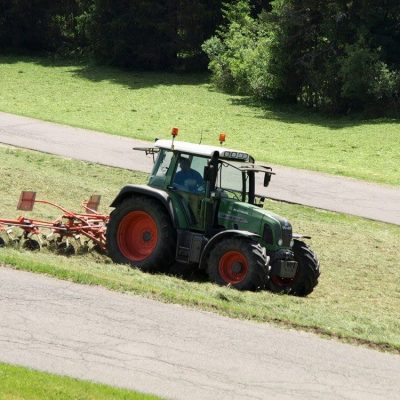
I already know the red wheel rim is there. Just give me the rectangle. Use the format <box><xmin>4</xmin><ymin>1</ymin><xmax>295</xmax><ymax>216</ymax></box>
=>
<box><xmin>117</xmin><ymin>211</ymin><xmax>158</xmax><ymax>261</ymax></box>
<box><xmin>218</xmin><ymin>251</ymin><xmax>249</xmax><ymax>284</ymax></box>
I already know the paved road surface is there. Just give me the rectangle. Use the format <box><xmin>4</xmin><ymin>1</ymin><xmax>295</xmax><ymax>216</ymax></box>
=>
<box><xmin>0</xmin><ymin>267</ymin><xmax>399</xmax><ymax>400</ymax></box>
<box><xmin>1</xmin><ymin>111</ymin><xmax>399</xmax><ymax>225</ymax></box>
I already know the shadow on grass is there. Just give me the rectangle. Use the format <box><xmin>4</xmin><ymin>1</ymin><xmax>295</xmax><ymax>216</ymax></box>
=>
<box><xmin>3</xmin><ymin>54</ymin><xmax>400</xmax><ymax>129</ymax></box>
<box><xmin>0</xmin><ymin>54</ymin><xmax>209</xmax><ymax>89</ymax></box>
<box><xmin>167</xmin><ymin>262</ymin><xmax>209</xmax><ymax>284</ymax></box>
<box><xmin>229</xmin><ymin>97</ymin><xmax>400</xmax><ymax>130</ymax></box>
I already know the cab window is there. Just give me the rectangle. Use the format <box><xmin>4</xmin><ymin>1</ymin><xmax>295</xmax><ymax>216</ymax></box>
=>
<box><xmin>173</xmin><ymin>154</ymin><xmax>207</xmax><ymax>193</ymax></box>
<box><xmin>149</xmin><ymin>149</ymin><xmax>173</xmax><ymax>187</ymax></box>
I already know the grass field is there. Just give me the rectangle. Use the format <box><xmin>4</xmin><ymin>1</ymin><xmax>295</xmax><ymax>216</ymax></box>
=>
<box><xmin>0</xmin><ymin>55</ymin><xmax>399</xmax><ymax>186</ymax></box>
<box><xmin>0</xmin><ymin>146</ymin><xmax>399</xmax><ymax>353</ymax></box>
<box><xmin>0</xmin><ymin>363</ymin><xmax>162</xmax><ymax>399</ymax></box>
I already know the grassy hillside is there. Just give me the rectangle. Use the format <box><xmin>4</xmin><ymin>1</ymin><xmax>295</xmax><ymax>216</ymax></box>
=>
<box><xmin>0</xmin><ymin>145</ymin><xmax>399</xmax><ymax>352</ymax></box>
<box><xmin>0</xmin><ymin>56</ymin><xmax>399</xmax><ymax>185</ymax></box>
<box><xmin>0</xmin><ymin>363</ymin><xmax>162</xmax><ymax>399</ymax></box>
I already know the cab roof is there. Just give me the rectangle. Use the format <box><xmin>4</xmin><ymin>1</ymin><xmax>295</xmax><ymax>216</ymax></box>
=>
<box><xmin>155</xmin><ymin>139</ymin><xmax>254</xmax><ymax>163</ymax></box>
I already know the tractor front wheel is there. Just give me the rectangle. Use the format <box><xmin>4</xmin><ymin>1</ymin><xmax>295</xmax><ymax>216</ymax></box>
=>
<box><xmin>267</xmin><ymin>240</ymin><xmax>320</xmax><ymax>296</ymax></box>
<box><xmin>207</xmin><ymin>238</ymin><xmax>268</xmax><ymax>291</ymax></box>
<box><xmin>106</xmin><ymin>196</ymin><xmax>176</xmax><ymax>272</ymax></box>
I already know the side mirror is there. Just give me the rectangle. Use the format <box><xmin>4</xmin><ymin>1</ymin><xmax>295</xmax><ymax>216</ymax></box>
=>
<box><xmin>264</xmin><ymin>173</ymin><xmax>271</xmax><ymax>187</ymax></box>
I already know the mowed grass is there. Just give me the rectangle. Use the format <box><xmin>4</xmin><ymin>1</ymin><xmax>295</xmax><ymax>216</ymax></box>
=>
<box><xmin>0</xmin><ymin>363</ymin><xmax>162</xmax><ymax>400</ymax></box>
<box><xmin>0</xmin><ymin>146</ymin><xmax>399</xmax><ymax>352</ymax></box>
<box><xmin>0</xmin><ymin>55</ymin><xmax>399</xmax><ymax>186</ymax></box>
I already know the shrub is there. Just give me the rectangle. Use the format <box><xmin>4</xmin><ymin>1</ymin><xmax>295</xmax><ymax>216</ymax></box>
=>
<box><xmin>339</xmin><ymin>42</ymin><xmax>400</xmax><ymax>113</ymax></box>
<box><xmin>202</xmin><ymin>1</ymin><xmax>279</xmax><ymax>99</ymax></box>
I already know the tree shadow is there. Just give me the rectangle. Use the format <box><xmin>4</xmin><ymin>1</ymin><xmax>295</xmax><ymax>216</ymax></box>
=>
<box><xmin>0</xmin><ymin>54</ymin><xmax>210</xmax><ymax>90</ymax></box>
<box><xmin>229</xmin><ymin>96</ymin><xmax>400</xmax><ymax>129</ymax></box>
<box><xmin>72</xmin><ymin>63</ymin><xmax>209</xmax><ymax>90</ymax></box>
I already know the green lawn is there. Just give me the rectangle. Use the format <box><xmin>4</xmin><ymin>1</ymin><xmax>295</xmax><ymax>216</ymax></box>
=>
<box><xmin>0</xmin><ymin>363</ymin><xmax>162</xmax><ymax>400</ymax></box>
<box><xmin>0</xmin><ymin>146</ymin><xmax>399</xmax><ymax>353</ymax></box>
<box><xmin>0</xmin><ymin>55</ymin><xmax>399</xmax><ymax>186</ymax></box>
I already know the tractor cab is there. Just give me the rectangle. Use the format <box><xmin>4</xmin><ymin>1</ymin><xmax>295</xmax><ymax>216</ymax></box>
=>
<box><xmin>107</xmin><ymin>131</ymin><xmax>319</xmax><ymax>296</ymax></box>
<box><xmin>149</xmin><ymin>139</ymin><xmax>273</xmax><ymax>200</ymax></box>
<box><xmin>147</xmin><ymin>139</ymin><xmax>274</xmax><ymax>233</ymax></box>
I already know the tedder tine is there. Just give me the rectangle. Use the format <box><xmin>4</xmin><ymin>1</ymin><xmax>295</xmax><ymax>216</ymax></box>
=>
<box><xmin>0</xmin><ymin>192</ymin><xmax>109</xmax><ymax>254</ymax></box>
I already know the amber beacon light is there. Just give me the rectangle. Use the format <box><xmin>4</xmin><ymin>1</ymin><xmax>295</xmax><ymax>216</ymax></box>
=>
<box><xmin>171</xmin><ymin>127</ymin><xmax>179</xmax><ymax>137</ymax></box>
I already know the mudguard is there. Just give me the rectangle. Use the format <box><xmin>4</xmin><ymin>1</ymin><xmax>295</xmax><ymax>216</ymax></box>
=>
<box><xmin>199</xmin><ymin>229</ymin><xmax>260</xmax><ymax>269</ymax></box>
<box><xmin>110</xmin><ymin>184</ymin><xmax>177</xmax><ymax>227</ymax></box>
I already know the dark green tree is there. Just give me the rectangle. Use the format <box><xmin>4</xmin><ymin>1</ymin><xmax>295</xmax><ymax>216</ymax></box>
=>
<box><xmin>84</xmin><ymin>0</ymin><xmax>177</xmax><ymax>68</ymax></box>
<box><xmin>175</xmin><ymin>0</ymin><xmax>224</xmax><ymax>70</ymax></box>
<box><xmin>85</xmin><ymin>0</ymin><xmax>227</xmax><ymax>70</ymax></box>
<box><xmin>0</xmin><ymin>0</ymin><xmax>84</xmax><ymax>53</ymax></box>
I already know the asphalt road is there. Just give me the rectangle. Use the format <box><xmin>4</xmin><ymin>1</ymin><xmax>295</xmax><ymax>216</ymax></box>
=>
<box><xmin>1</xmin><ymin>111</ymin><xmax>399</xmax><ymax>225</ymax></box>
<box><xmin>1</xmin><ymin>267</ymin><xmax>399</xmax><ymax>400</ymax></box>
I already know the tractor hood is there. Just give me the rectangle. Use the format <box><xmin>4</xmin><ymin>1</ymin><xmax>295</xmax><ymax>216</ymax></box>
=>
<box><xmin>217</xmin><ymin>199</ymin><xmax>292</xmax><ymax>250</ymax></box>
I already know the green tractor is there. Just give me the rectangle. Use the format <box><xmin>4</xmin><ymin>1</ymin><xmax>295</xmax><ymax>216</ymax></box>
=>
<box><xmin>107</xmin><ymin>131</ymin><xmax>319</xmax><ymax>296</ymax></box>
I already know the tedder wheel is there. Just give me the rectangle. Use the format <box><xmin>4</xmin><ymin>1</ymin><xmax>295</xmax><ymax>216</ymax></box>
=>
<box><xmin>267</xmin><ymin>239</ymin><xmax>320</xmax><ymax>296</ymax></box>
<box><xmin>22</xmin><ymin>238</ymin><xmax>41</xmax><ymax>252</ymax></box>
<box><xmin>207</xmin><ymin>238</ymin><xmax>268</xmax><ymax>291</ymax></box>
<box><xmin>106</xmin><ymin>196</ymin><xmax>176</xmax><ymax>272</ymax></box>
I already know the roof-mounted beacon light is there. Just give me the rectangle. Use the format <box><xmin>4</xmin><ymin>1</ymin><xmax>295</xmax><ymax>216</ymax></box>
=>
<box><xmin>171</xmin><ymin>127</ymin><xmax>179</xmax><ymax>137</ymax></box>
<box><xmin>171</xmin><ymin>127</ymin><xmax>179</xmax><ymax>149</ymax></box>
<box><xmin>219</xmin><ymin>132</ymin><xmax>226</xmax><ymax>145</ymax></box>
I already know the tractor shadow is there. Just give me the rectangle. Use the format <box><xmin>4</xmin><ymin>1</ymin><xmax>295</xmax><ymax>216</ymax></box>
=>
<box><xmin>166</xmin><ymin>262</ymin><xmax>209</xmax><ymax>283</ymax></box>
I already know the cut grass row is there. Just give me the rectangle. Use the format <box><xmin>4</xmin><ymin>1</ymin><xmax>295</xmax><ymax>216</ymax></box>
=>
<box><xmin>0</xmin><ymin>55</ymin><xmax>399</xmax><ymax>186</ymax></box>
<box><xmin>0</xmin><ymin>146</ymin><xmax>399</xmax><ymax>352</ymax></box>
<box><xmin>0</xmin><ymin>363</ymin><xmax>162</xmax><ymax>399</ymax></box>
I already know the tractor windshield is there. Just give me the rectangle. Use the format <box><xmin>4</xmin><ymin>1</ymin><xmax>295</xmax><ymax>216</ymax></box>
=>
<box><xmin>173</xmin><ymin>154</ymin><xmax>207</xmax><ymax>193</ymax></box>
<box><xmin>216</xmin><ymin>161</ymin><xmax>248</xmax><ymax>201</ymax></box>
<box><xmin>149</xmin><ymin>149</ymin><xmax>208</xmax><ymax>192</ymax></box>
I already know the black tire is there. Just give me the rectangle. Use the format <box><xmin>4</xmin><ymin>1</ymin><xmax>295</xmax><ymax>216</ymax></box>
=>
<box><xmin>267</xmin><ymin>240</ymin><xmax>320</xmax><ymax>296</ymax></box>
<box><xmin>22</xmin><ymin>238</ymin><xmax>41</xmax><ymax>251</ymax></box>
<box><xmin>207</xmin><ymin>238</ymin><xmax>268</xmax><ymax>291</ymax></box>
<box><xmin>106</xmin><ymin>196</ymin><xmax>176</xmax><ymax>272</ymax></box>
<box><xmin>56</xmin><ymin>241</ymin><xmax>76</xmax><ymax>256</ymax></box>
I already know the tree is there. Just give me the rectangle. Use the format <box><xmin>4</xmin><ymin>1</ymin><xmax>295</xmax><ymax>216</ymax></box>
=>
<box><xmin>0</xmin><ymin>0</ymin><xmax>84</xmax><ymax>53</ymax></box>
<box><xmin>203</xmin><ymin>0</ymin><xmax>400</xmax><ymax>114</ymax></box>
<box><xmin>85</xmin><ymin>0</ymin><xmax>226</xmax><ymax>70</ymax></box>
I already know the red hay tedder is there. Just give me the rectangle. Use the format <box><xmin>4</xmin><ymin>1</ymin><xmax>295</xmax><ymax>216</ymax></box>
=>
<box><xmin>0</xmin><ymin>191</ymin><xmax>109</xmax><ymax>254</ymax></box>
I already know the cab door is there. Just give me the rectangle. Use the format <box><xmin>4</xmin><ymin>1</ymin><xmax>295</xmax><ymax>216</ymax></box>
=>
<box><xmin>170</xmin><ymin>154</ymin><xmax>209</xmax><ymax>230</ymax></box>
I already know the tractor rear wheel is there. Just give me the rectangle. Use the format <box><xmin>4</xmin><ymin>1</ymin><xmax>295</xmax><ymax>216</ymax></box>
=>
<box><xmin>207</xmin><ymin>238</ymin><xmax>268</xmax><ymax>291</ymax></box>
<box><xmin>267</xmin><ymin>240</ymin><xmax>319</xmax><ymax>296</ymax></box>
<box><xmin>106</xmin><ymin>196</ymin><xmax>176</xmax><ymax>272</ymax></box>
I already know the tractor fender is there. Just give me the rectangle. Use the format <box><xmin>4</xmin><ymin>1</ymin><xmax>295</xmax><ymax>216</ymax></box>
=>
<box><xmin>199</xmin><ymin>230</ymin><xmax>260</xmax><ymax>269</ymax></box>
<box><xmin>110</xmin><ymin>184</ymin><xmax>177</xmax><ymax>227</ymax></box>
